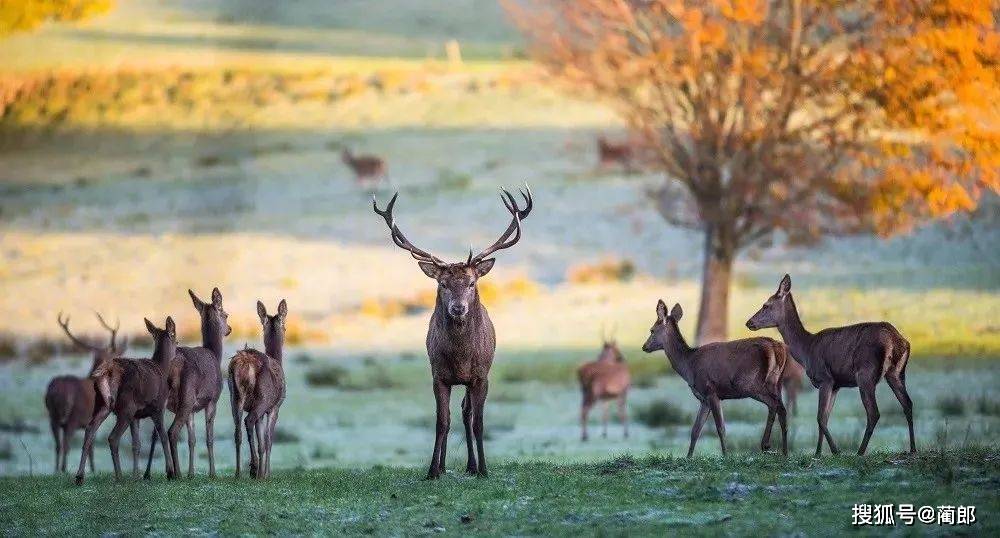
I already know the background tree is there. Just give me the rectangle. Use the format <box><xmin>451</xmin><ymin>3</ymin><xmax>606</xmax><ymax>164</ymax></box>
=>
<box><xmin>506</xmin><ymin>0</ymin><xmax>999</xmax><ymax>343</ymax></box>
<box><xmin>0</xmin><ymin>0</ymin><xmax>113</xmax><ymax>37</ymax></box>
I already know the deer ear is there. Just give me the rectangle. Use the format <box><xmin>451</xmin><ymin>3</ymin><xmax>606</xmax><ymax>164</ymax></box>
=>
<box><xmin>257</xmin><ymin>301</ymin><xmax>268</xmax><ymax>324</ymax></box>
<box><xmin>474</xmin><ymin>258</ymin><xmax>495</xmax><ymax>277</ymax></box>
<box><xmin>778</xmin><ymin>274</ymin><xmax>791</xmax><ymax>296</ymax></box>
<box><xmin>671</xmin><ymin>303</ymin><xmax>683</xmax><ymax>321</ymax></box>
<box><xmin>165</xmin><ymin>316</ymin><xmax>176</xmax><ymax>338</ymax></box>
<box><xmin>656</xmin><ymin>299</ymin><xmax>668</xmax><ymax>322</ymax></box>
<box><xmin>144</xmin><ymin>318</ymin><xmax>156</xmax><ymax>335</ymax></box>
<box><xmin>277</xmin><ymin>299</ymin><xmax>288</xmax><ymax>320</ymax></box>
<box><xmin>211</xmin><ymin>287</ymin><xmax>223</xmax><ymax>308</ymax></box>
<box><xmin>189</xmin><ymin>289</ymin><xmax>204</xmax><ymax>310</ymax></box>
<box><xmin>417</xmin><ymin>261</ymin><xmax>441</xmax><ymax>279</ymax></box>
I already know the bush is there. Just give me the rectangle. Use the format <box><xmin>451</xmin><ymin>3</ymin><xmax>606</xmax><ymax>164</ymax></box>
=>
<box><xmin>974</xmin><ymin>394</ymin><xmax>999</xmax><ymax>416</ymax></box>
<box><xmin>937</xmin><ymin>396</ymin><xmax>966</xmax><ymax>417</ymax></box>
<box><xmin>634</xmin><ymin>400</ymin><xmax>690</xmax><ymax>428</ymax></box>
<box><xmin>566</xmin><ymin>258</ymin><xmax>636</xmax><ymax>284</ymax></box>
<box><xmin>0</xmin><ymin>333</ymin><xmax>18</xmax><ymax>361</ymax></box>
<box><xmin>305</xmin><ymin>365</ymin><xmax>350</xmax><ymax>388</ymax></box>
<box><xmin>271</xmin><ymin>428</ymin><xmax>300</xmax><ymax>444</ymax></box>
<box><xmin>26</xmin><ymin>338</ymin><xmax>58</xmax><ymax>365</ymax></box>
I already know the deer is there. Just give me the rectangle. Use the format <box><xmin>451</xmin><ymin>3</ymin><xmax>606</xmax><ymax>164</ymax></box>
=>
<box><xmin>746</xmin><ymin>274</ymin><xmax>916</xmax><ymax>456</ymax></box>
<box><xmin>144</xmin><ymin>288</ymin><xmax>231</xmax><ymax>479</ymax></box>
<box><xmin>642</xmin><ymin>300</ymin><xmax>789</xmax><ymax>456</ymax></box>
<box><xmin>74</xmin><ymin>317</ymin><xmax>177</xmax><ymax>485</ymax></box>
<box><xmin>577</xmin><ymin>327</ymin><xmax>630</xmax><ymax>441</ymax></box>
<box><xmin>342</xmin><ymin>148</ymin><xmax>387</xmax><ymax>185</ymax></box>
<box><xmin>596</xmin><ymin>135</ymin><xmax>635</xmax><ymax>172</ymax></box>
<box><xmin>229</xmin><ymin>299</ymin><xmax>287</xmax><ymax>479</ymax></box>
<box><xmin>48</xmin><ymin>312</ymin><xmax>135</xmax><ymax>474</ymax></box>
<box><xmin>373</xmin><ymin>185</ymin><xmax>532</xmax><ymax>479</ymax></box>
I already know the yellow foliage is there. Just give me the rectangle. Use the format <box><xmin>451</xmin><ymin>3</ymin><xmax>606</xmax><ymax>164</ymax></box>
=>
<box><xmin>0</xmin><ymin>0</ymin><xmax>114</xmax><ymax>37</ymax></box>
<box><xmin>566</xmin><ymin>258</ymin><xmax>636</xmax><ymax>284</ymax></box>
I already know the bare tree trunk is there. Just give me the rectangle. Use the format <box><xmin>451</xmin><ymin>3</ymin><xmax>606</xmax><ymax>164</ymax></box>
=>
<box><xmin>695</xmin><ymin>225</ymin><xmax>734</xmax><ymax>344</ymax></box>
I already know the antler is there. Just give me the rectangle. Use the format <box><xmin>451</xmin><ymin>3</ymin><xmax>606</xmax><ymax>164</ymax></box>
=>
<box><xmin>470</xmin><ymin>184</ymin><xmax>532</xmax><ymax>264</ymax></box>
<box><xmin>373</xmin><ymin>193</ymin><xmax>447</xmax><ymax>266</ymax></box>
<box><xmin>94</xmin><ymin>311</ymin><xmax>125</xmax><ymax>353</ymax></box>
<box><xmin>57</xmin><ymin>312</ymin><xmax>102</xmax><ymax>352</ymax></box>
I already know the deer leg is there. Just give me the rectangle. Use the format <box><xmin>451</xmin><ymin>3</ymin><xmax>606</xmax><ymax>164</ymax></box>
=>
<box><xmin>167</xmin><ymin>412</ymin><xmax>186</xmax><ymax>480</ymax></box>
<box><xmin>49</xmin><ymin>419</ymin><xmax>61</xmax><ymax>473</ymax></box>
<box><xmin>856</xmin><ymin>377</ymin><xmax>880</xmax><ymax>456</ymax></box>
<box><xmin>205</xmin><ymin>401</ymin><xmax>217</xmax><ymax>478</ymax></box>
<box><xmin>815</xmin><ymin>383</ymin><xmax>840</xmax><ymax>456</ymax></box>
<box><xmin>761</xmin><ymin>405</ymin><xmax>775</xmax><ymax>452</ymax></box>
<box><xmin>760</xmin><ymin>392</ymin><xmax>788</xmax><ymax>456</ymax></box>
<box><xmin>87</xmin><ymin>437</ymin><xmax>95</xmax><ymax>474</ymax></box>
<box><xmin>129</xmin><ymin>420</ymin><xmax>141</xmax><ymax>478</ymax></box>
<box><xmin>601</xmin><ymin>400</ymin><xmax>610</xmax><ymax>438</ymax></box>
<box><xmin>427</xmin><ymin>379</ymin><xmax>451</xmax><ymax>480</ymax></box>
<box><xmin>152</xmin><ymin>411</ymin><xmax>174</xmax><ymax>479</ymax></box>
<box><xmin>462</xmin><ymin>391</ymin><xmax>477</xmax><ymax>474</ymax></box>
<box><xmin>65</xmin><ymin>427</ymin><xmax>77</xmax><ymax>473</ymax></box>
<box><xmin>885</xmin><ymin>372</ymin><xmax>916</xmax><ymax>453</ymax></box>
<box><xmin>108</xmin><ymin>414</ymin><xmax>130</xmax><ymax>480</ymax></box>
<box><xmin>264</xmin><ymin>407</ymin><xmax>280</xmax><ymax>479</ymax></box>
<box><xmin>687</xmin><ymin>402</ymin><xmax>710</xmax><ymax>458</ymax></box>
<box><xmin>185</xmin><ymin>415</ymin><xmax>196</xmax><ymax>477</ymax></box>
<box><xmin>708</xmin><ymin>394</ymin><xmax>727</xmax><ymax>456</ymax></box>
<box><xmin>143</xmin><ymin>428</ymin><xmax>157</xmax><ymax>480</ymax></box>
<box><xmin>255</xmin><ymin>415</ymin><xmax>266</xmax><ymax>476</ymax></box>
<box><xmin>619</xmin><ymin>394</ymin><xmax>628</xmax><ymax>439</ymax></box>
<box><xmin>245</xmin><ymin>412</ymin><xmax>260</xmax><ymax>479</ymax></box>
<box><xmin>472</xmin><ymin>379</ymin><xmax>489</xmax><ymax>477</ymax></box>
<box><xmin>580</xmin><ymin>395</ymin><xmax>593</xmax><ymax>442</ymax></box>
<box><xmin>232</xmin><ymin>401</ymin><xmax>243</xmax><ymax>479</ymax></box>
<box><xmin>75</xmin><ymin>406</ymin><xmax>109</xmax><ymax>485</ymax></box>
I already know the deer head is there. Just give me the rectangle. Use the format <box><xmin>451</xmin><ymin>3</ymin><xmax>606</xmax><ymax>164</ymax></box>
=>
<box><xmin>57</xmin><ymin>311</ymin><xmax>127</xmax><ymax>373</ymax></box>
<box><xmin>189</xmin><ymin>287</ymin><xmax>232</xmax><ymax>338</ymax></box>
<box><xmin>746</xmin><ymin>274</ymin><xmax>792</xmax><ymax>331</ymax></box>
<box><xmin>599</xmin><ymin>324</ymin><xmax>623</xmax><ymax>362</ymax></box>
<box><xmin>373</xmin><ymin>186</ymin><xmax>532</xmax><ymax>322</ymax></box>
<box><xmin>144</xmin><ymin>316</ymin><xmax>177</xmax><ymax>359</ymax></box>
<box><xmin>642</xmin><ymin>300</ymin><xmax>684</xmax><ymax>353</ymax></box>
<box><xmin>257</xmin><ymin>299</ymin><xmax>288</xmax><ymax>358</ymax></box>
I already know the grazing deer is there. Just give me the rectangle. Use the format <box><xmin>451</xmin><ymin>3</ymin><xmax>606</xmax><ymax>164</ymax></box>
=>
<box><xmin>642</xmin><ymin>300</ymin><xmax>789</xmax><ymax>456</ymax></box>
<box><xmin>746</xmin><ymin>274</ymin><xmax>915</xmax><ymax>456</ymax></box>
<box><xmin>229</xmin><ymin>299</ymin><xmax>287</xmax><ymax>479</ymax></box>
<box><xmin>596</xmin><ymin>135</ymin><xmax>634</xmax><ymax>172</ymax></box>
<box><xmin>342</xmin><ymin>148</ymin><xmax>387</xmax><ymax>185</ymax></box>
<box><xmin>577</xmin><ymin>328</ymin><xmax>630</xmax><ymax>441</ymax></box>
<box><xmin>48</xmin><ymin>312</ymin><xmax>134</xmax><ymax>474</ymax></box>
<box><xmin>373</xmin><ymin>186</ymin><xmax>532</xmax><ymax>478</ymax></box>
<box><xmin>145</xmin><ymin>288</ymin><xmax>231</xmax><ymax>479</ymax></box>
<box><xmin>75</xmin><ymin>317</ymin><xmax>176</xmax><ymax>485</ymax></box>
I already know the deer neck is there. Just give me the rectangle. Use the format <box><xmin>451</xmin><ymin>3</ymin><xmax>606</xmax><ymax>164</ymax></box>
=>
<box><xmin>264</xmin><ymin>330</ymin><xmax>284</xmax><ymax>362</ymax></box>
<box><xmin>662</xmin><ymin>327</ymin><xmax>695</xmax><ymax>381</ymax></box>
<box><xmin>777</xmin><ymin>294</ymin><xmax>813</xmax><ymax>366</ymax></box>
<box><xmin>201</xmin><ymin>319</ymin><xmax>225</xmax><ymax>361</ymax></box>
<box><xmin>152</xmin><ymin>343</ymin><xmax>174</xmax><ymax>370</ymax></box>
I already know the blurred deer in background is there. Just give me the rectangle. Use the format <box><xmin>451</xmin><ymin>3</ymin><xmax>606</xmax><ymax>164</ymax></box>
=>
<box><xmin>596</xmin><ymin>135</ymin><xmax>635</xmax><ymax>172</ymax></box>
<box><xmin>747</xmin><ymin>274</ymin><xmax>915</xmax><ymax>456</ymax></box>
<box><xmin>48</xmin><ymin>312</ymin><xmax>135</xmax><ymax>474</ymax></box>
<box><xmin>374</xmin><ymin>185</ymin><xmax>532</xmax><ymax>479</ymax></box>
<box><xmin>75</xmin><ymin>317</ymin><xmax>176</xmax><ymax>485</ymax></box>
<box><xmin>342</xmin><ymin>148</ymin><xmax>387</xmax><ymax>186</ymax></box>
<box><xmin>229</xmin><ymin>299</ymin><xmax>287</xmax><ymax>479</ymax></box>
<box><xmin>643</xmin><ymin>300</ymin><xmax>789</xmax><ymax>456</ymax></box>
<box><xmin>577</xmin><ymin>325</ymin><xmax>630</xmax><ymax>441</ymax></box>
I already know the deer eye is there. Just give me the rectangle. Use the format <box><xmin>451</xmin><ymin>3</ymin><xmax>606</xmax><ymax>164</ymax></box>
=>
<box><xmin>468</xmin><ymin>282</ymin><xmax>474</xmax><ymax>289</ymax></box>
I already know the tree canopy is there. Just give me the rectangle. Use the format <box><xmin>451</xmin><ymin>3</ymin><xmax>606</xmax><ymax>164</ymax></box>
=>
<box><xmin>0</xmin><ymin>0</ymin><xmax>113</xmax><ymax>37</ymax></box>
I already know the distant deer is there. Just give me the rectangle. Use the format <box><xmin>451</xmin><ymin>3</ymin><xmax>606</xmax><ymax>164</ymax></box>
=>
<box><xmin>75</xmin><ymin>317</ymin><xmax>176</xmax><ymax>485</ymax></box>
<box><xmin>643</xmin><ymin>300</ymin><xmax>789</xmax><ymax>456</ymax></box>
<box><xmin>48</xmin><ymin>312</ymin><xmax>134</xmax><ymax>474</ymax></box>
<box><xmin>596</xmin><ymin>135</ymin><xmax>634</xmax><ymax>172</ymax></box>
<box><xmin>229</xmin><ymin>299</ymin><xmax>287</xmax><ymax>479</ymax></box>
<box><xmin>577</xmin><ymin>328</ymin><xmax>630</xmax><ymax>441</ymax></box>
<box><xmin>342</xmin><ymin>148</ymin><xmax>387</xmax><ymax>185</ymax></box>
<box><xmin>145</xmin><ymin>288</ymin><xmax>231</xmax><ymax>479</ymax></box>
<box><xmin>746</xmin><ymin>274</ymin><xmax>915</xmax><ymax>456</ymax></box>
<box><xmin>373</xmin><ymin>186</ymin><xmax>532</xmax><ymax>478</ymax></box>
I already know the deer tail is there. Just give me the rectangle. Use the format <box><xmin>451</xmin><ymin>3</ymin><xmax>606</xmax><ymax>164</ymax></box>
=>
<box><xmin>91</xmin><ymin>359</ymin><xmax>118</xmax><ymax>409</ymax></box>
<box><xmin>229</xmin><ymin>352</ymin><xmax>256</xmax><ymax>412</ymax></box>
<box><xmin>764</xmin><ymin>342</ymin><xmax>784</xmax><ymax>391</ymax></box>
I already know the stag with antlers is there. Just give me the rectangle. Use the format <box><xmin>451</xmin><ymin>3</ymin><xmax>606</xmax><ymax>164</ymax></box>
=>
<box><xmin>374</xmin><ymin>186</ymin><xmax>532</xmax><ymax>479</ymax></box>
<box><xmin>48</xmin><ymin>312</ymin><xmax>139</xmax><ymax>474</ymax></box>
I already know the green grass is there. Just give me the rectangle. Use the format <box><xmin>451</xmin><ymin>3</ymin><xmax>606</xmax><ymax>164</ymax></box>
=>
<box><xmin>1</xmin><ymin>450</ymin><xmax>997</xmax><ymax>535</ymax></box>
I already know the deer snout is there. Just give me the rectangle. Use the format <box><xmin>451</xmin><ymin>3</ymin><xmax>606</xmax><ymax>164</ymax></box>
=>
<box><xmin>225</xmin><ymin>324</ymin><xmax>233</xmax><ymax>337</ymax></box>
<box><xmin>746</xmin><ymin>319</ymin><xmax>759</xmax><ymax>331</ymax></box>
<box><xmin>448</xmin><ymin>303</ymin><xmax>468</xmax><ymax>319</ymax></box>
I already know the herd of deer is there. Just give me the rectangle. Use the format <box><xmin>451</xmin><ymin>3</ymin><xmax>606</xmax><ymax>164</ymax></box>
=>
<box><xmin>44</xmin><ymin>186</ymin><xmax>916</xmax><ymax>485</ymax></box>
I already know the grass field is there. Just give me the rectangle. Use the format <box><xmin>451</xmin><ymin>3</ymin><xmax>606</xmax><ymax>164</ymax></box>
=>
<box><xmin>1</xmin><ymin>450</ymin><xmax>997</xmax><ymax>535</ymax></box>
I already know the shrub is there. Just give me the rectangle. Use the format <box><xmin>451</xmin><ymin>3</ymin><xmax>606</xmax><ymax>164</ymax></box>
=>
<box><xmin>974</xmin><ymin>394</ymin><xmax>999</xmax><ymax>416</ymax></box>
<box><xmin>0</xmin><ymin>441</ymin><xmax>11</xmax><ymax>461</ymax></box>
<box><xmin>26</xmin><ymin>338</ymin><xmax>58</xmax><ymax>365</ymax></box>
<box><xmin>936</xmin><ymin>396</ymin><xmax>966</xmax><ymax>417</ymax></box>
<box><xmin>566</xmin><ymin>258</ymin><xmax>636</xmax><ymax>284</ymax></box>
<box><xmin>271</xmin><ymin>428</ymin><xmax>300</xmax><ymax>444</ymax></box>
<box><xmin>0</xmin><ymin>333</ymin><xmax>18</xmax><ymax>362</ymax></box>
<box><xmin>305</xmin><ymin>364</ymin><xmax>350</xmax><ymax>388</ymax></box>
<box><xmin>634</xmin><ymin>400</ymin><xmax>690</xmax><ymax>428</ymax></box>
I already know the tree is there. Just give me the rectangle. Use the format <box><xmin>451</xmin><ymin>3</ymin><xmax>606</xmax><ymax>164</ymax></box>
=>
<box><xmin>0</xmin><ymin>0</ymin><xmax>113</xmax><ymax>37</ymax></box>
<box><xmin>505</xmin><ymin>0</ymin><xmax>999</xmax><ymax>343</ymax></box>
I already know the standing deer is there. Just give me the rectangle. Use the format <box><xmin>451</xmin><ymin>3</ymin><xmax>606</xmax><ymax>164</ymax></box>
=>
<box><xmin>75</xmin><ymin>317</ymin><xmax>176</xmax><ymax>485</ymax></box>
<box><xmin>373</xmin><ymin>186</ymin><xmax>532</xmax><ymax>479</ymax></box>
<box><xmin>746</xmin><ymin>274</ymin><xmax>916</xmax><ymax>456</ymax></box>
<box><xmin>596</xmin><ymin>135</ymin><xmax>634</xmax><ymax>172</ymax></box>
<box><xmin>577</xmin><ymin>328</ymin><xmax>630</xmax><ymax>441</ymax></box>
<box><xmin>145</xmin><ymin>288</ymin><xmax>231</xmax><ymax>479</ymax></box>
<box><xmin>342</xmin><ymin>148</ymin><xmax>387</xmax><ymax>185</ymax></box>
<box><xmin>229</xmin><ymin>299</ymin><xmax>287</xmax><ymax>479</ymax></box>
<box><xmin>48</xmin><ymin>312</ymin><xmax>134</xmax><ymax>474</ymax></box>
<box><xmin>642</xmin><ymin>300</ymin><xmax>789</xmax><ymax>456</ymax></box>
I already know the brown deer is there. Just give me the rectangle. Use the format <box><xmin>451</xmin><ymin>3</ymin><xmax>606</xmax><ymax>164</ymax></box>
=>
<box><xmin>48</xmin><ymin>312</ymin><xmax>134</xmax><ymax>474</ymax></box>
<box><xmin>342</xmin><ymin>148</ymin><xmax>387</xmax><ymax>185</ymax></box>
<box><xmin>373</xmin><ymin>186</ymin><xmax>532</xmax><ymax>478</ymax></box>
<box><xmin>746</xmin><ymin>274</ymin><xmax>916</xmax><ymax>456</ymax></box>
<box><xmin>75</xmin><ymin>317</ymin><xmax>177</xmax><ymax>485</ymax></box>
<box><xmin>642</xmin><ymin>300</ymin><xmax>789</xmax><ymax>456</ymax></box>
<box><xmin>577</xmin><ymin>328</ymin><xmax>630</xmax><ymax>441</ymax></box>
<box><xmin>229</xmin><ymin>299</ymin><xmax>287</xmax><ymax>479</ymax></box>
<box><xmin>145</xmin><ymin>288</ymin><xmax>231</xmax><ymax>479</ymax></box>
<box><xmin>596</xmin><ymin>135</ymin><xmax>634</xmax><ymax>172</ymax></box>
